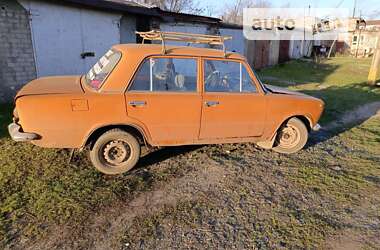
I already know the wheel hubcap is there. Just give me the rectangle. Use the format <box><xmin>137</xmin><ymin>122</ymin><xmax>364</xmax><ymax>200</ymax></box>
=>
<box><xmin>277</xmin><ymin>124</ymin><xmax>300</xmax><ymax>149</ymax></box>
<box><xmin>103</xmin><ymin>140</ymin><xmax>131</xmax><ymax>166</ymax></box>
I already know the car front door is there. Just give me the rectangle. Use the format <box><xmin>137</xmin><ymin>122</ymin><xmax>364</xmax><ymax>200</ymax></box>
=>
<box><xmin>199</xmin><ymin>59</ymin><xmax>267</xmax><ymax>139</ymax></box>
<box><xmin>125</xmin><ymin>56</ymin><xmax>202</xmax><ymax>145</ymax></box>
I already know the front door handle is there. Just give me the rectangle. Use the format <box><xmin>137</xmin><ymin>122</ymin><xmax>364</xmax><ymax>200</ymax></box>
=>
<box><xmin>205</xmin><ymin>101</ymin><xmax>219</xmax><ymax>107</ymax></box>
<box><xmin>128</xmin><ymin>101</ymin><xmax>146</xmax><ymax>107</ymax></box>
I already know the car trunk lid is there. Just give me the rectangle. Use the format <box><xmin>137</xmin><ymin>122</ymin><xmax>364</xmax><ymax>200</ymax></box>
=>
<box><xmin>16</xmin><ymin>75</ymin><xmax>84</xmax><ymax>99</ymax></box>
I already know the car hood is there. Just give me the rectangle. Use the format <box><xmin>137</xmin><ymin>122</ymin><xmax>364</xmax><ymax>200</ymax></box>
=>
<box><xmin>265</xmin><ymin>84</ymin><xmax>308</xmax><ymax>97</ymax></box>
<box><xmin>16</xmin><ymin>75</ymin><xmax>84</xmax><ymax>99</ymax></box>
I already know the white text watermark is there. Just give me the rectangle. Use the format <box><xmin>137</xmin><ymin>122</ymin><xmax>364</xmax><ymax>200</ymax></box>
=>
<box><xmin>243</xmin><ymin>8</ymin><xmax>350</xmax><ymax>40</ymax></box>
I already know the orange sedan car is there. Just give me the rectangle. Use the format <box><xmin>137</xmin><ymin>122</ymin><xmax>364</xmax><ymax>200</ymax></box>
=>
<box><xmin>9</xmin><ymin>32</ymin><xmax>324</xmax><ymax>174</ymax></box>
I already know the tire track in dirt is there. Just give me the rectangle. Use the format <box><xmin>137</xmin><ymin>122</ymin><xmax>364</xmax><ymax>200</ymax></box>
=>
<box><xmin>323</xmin><ymin>101</ymin><xmax>380</xmax><ymax>131</ymax></box>
<box><xmin>26</xmin><ymin>156</ymin><xmax>227</xmax><ymax>250</ymax></box>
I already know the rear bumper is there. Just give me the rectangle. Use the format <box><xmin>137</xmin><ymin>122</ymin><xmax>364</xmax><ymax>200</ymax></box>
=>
<box><xmin>312</xmin><ymin>123</ymin><xmax>321</xmax><ymax>131</ymax></box>
<box><xmin>8</xmin><ymin>123</ymin><xmax>39</xmax><ymax>142</ymax></box>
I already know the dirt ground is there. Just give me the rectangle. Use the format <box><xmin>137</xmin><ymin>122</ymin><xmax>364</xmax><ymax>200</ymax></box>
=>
<box><xmin>17</xmin><ymin>102</ymin><xmax>380</xmax><ymax>250</ymax></box>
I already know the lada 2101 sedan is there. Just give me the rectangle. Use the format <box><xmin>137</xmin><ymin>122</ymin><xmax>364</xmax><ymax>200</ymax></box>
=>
<box><xmin>9</xmin><ymin>31</ymin><xmax>324</xmax><ymax>174</ymax></box>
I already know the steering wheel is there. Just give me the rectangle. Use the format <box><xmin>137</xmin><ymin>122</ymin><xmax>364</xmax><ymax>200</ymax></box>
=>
<box><xmin>205</xmin><ymin>70</ymin><xmax>220</xmax><ymax>88</ymax></box>
<box><xmin>221</xmin><ymin>72</ymin><xmax>241</xmax><ymax>91</ymax></box>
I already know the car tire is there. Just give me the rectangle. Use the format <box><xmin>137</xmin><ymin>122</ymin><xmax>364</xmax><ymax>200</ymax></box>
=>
<box><xmin>90</xmin><ymin>129</ymin><xmax>140</xmax><ymax>175</ymax></box>
<box><xmin>272</xmin><ymin>117</ymin><xmax>308</xmax><ymax>154</ymax></box>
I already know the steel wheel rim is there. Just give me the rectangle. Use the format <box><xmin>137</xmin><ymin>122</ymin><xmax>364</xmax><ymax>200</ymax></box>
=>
<box><xmin>101</xmin><ymin>140</ymin><xmax>132</xmax><ymax>167</ymax></box>
<box><xmin>277</xmin><ymin>124</ymin><xmax>301</xmax><ymax>149</ymax></box>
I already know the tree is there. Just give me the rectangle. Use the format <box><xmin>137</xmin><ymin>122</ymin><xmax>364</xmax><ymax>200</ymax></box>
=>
<box><xmin>221</xmin><ymin>0</ymin><xmax>271</xmax><ymax>24</ymax></box>
<box><xmin>135</xmin><ymin>0</ymin><xmax>204</xmax><ymax>14</ymax></box>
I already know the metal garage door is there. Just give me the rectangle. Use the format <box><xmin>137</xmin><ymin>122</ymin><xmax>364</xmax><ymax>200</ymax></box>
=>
<box><xmin>19</xmin><ymin>1</ymin><xmax>121</xmax><ymax>77</ymax></box>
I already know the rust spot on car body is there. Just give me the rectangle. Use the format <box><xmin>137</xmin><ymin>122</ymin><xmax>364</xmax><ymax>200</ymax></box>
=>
<box><xmin>71</xmin><ymin>99</ymin><xmax>89</xmax><ymax>111</ymax></box>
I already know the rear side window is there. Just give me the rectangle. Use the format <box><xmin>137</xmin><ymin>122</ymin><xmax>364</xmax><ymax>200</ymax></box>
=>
<box><xmin>129</xmin><ymin>57</ymin><xmax>197</xmax><ymax>92</ymax></box>
<box><xmin>204</xmin><ymin>60</ymin><xmax>256</xmax><ymax>93</ymax></box>
<box><xmin>85</xmin><ymin>49</ymin><xmax>121</xmax><ymax>90</ymax></box>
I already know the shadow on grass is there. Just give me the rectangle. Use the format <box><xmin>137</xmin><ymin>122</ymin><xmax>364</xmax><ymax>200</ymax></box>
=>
<box><xmin>135</xmin><ymin>145</ymin><xmax>204</xmax><ymax>170</ymax></box>
<box><xmin>0</xmin><ymin>103</ymin><xmax>13</xmax><ymax>138</ymax></box>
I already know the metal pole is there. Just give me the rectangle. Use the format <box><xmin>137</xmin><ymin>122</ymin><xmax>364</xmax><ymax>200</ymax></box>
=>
<box><xmin>368</xmin><ymin>33</ymin><xmax>380</xmax><ymax>85</ymax></box>
<box><xmin>328</xmin><ymin>39</ymin><xmax>337</xmax><ymax>58</ymax></box>
<box><xmin>355</xmin><ymin>26</ymin><xmax>362</xmax><ymax>58</ymax></box>
<box><xmin>355</xmin><ymin>16</ymin><xmax>366</xmax><ymax>58</ymax></box>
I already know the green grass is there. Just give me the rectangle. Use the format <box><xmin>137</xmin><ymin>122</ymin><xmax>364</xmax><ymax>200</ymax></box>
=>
<box><xmin>259</xmin><ymin>57</ymin><xmax>371</xmax><ymax>86</ymax></box>
<box><xmin>0</xmin><ymin>104</ymin><xmax>12</xmax><ymax>138</ymax></box>
<box><xmin>258</xmin><ymin>57</ymin><xmax>380</xmax><ymax>124</ymax></box>
<box><xmin>0</xmin><ymin>138</ymin><xmax>193</xmax><ymax>246</ymax></box>
<box><xmin>0</xmin><ymin>143</ymin><xmax>115</xmax><ymax>243</ymax></box>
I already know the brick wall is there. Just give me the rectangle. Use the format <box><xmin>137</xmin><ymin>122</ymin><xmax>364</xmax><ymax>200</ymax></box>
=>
<box><xmin>0</xmin><ymin>0</ymin><xmax>36</xmax><ymax>103</ymax></box>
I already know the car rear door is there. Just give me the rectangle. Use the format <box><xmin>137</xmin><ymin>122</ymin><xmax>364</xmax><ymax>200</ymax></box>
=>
<box><xmin>199</xmin><ymin>59</ymin><xmax>267</xmax><ymax>139</ymax></box>
<box><xmin>125</xmin><ymin>56</ymin><xmax>202</xmax><ymax>145</ymax></box>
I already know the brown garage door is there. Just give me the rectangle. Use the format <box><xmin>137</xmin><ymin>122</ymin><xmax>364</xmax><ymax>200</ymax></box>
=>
<box><xmin>279</xmin><ymin>40</ymin><xmax>290</xmax><ymax>63</ymax></box>
<box><xmin>253</xmin><ymin>40</ymin><xmax>270</xmax><ymax>69</ymax></box>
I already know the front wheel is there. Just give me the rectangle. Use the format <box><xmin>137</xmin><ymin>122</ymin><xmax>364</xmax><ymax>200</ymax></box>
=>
<box><xmin>90</xmin><ymin>129</ymin><xmax>140</xmax><ymax>175</ymax></box>
<box><xmin>272</xmin><ymin>117</ymin><xmax>308</xmax><ymax>154</ymax></box>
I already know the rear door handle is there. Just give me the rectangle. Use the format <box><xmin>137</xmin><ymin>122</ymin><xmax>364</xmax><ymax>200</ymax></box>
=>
<box><xmin>205</xmin><ymin>101</ymin><xmax>219</xmax><ymax>107</ymax></box>
<box><xmin>128</xmin><ymin>101</ymin><xmax>146</xmax><ymax>107</ymax></box>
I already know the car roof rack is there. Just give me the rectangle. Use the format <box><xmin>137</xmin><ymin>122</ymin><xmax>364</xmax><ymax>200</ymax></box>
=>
<box><xmin>136</xmin><ymin>30</ymin><xmax>232</xmax><ymax>57</ymax></box>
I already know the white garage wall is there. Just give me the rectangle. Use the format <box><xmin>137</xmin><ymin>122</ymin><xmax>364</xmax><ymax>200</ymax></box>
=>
<box><xmin>160</xmin><ymin>22</ymin><xmax>209</xmax><ymax>47</ymax></box>
<box><xmin>219</xmin><ymin>28</ymin><xmax>245</xmax><ymax>55</ymax></box>
<box><xmin>290</xmin><ymin>40</ymin><xmax>313</xmax><ymax>59</ymax></box>
<box><xmin>120</xmin><ymin>15</ymin><xmax>136</xmax><ymax>44</ymax></box>
<box><xmin>268</xmin><ymin>40</ymin><xmax>279</xmax><ymax>66</ymax></box>
<box><xmin>19</xmin><ymin>0</ymin><xmax>122</xmax><ymax>77</ymax></box>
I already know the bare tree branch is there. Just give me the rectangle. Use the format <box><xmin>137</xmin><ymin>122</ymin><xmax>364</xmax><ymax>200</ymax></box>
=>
<box><xmin>135</xmin><ymin>0</ymin><xmax>205</xmax><ymax>14</ymax></box>
<box><xmin>220</xmin><ymin>0</ymin><xmax>271</xmax><ymax>24</ymax></box>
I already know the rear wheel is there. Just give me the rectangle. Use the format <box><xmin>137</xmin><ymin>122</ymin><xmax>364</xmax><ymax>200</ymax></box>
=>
<box><xmin>90</xmin><ymin>129</ymin><xmax>140</xmax><ymax>175</ymax></box>
<box><xmin>272</xmin><ymin>117</ymin><xmax>308</xmax><ymax>154</ymax></box>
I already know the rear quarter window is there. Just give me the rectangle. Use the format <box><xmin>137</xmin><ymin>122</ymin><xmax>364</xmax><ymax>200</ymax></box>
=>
<box><xmin>85</xmin><ymin>49</ymin><xmax>121</xmax><ymax>90</ymax></box>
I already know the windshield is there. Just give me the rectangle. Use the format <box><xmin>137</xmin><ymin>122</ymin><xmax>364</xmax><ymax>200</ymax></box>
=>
<box><xmin>85</xmin><ymin>49</ymin><xmax>121</xmax><ymax>90</ymax></box>
<box><xmin>251</xmin><ymin>69</ymin><xmax>268</xmax><ymax>93</ymax></box>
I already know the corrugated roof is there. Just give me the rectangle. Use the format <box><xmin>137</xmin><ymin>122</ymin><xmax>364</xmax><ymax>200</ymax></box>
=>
<box><xmin>158</xmin><ymin>10</ymin><xmax>221</xmax><ymax>24</ymax></box>
<box><xmin>366</xmin><ymin>20</ymin><xmax>380</xmax><ymax>26</ymax></box>
<box><xmin>59</xmin><ymin>0</ymin><xmax>160</xmax><ymax>16</ymax></box>
<box><xmin>105</xmin><ymin>0</ymin><xmax>153</xmax><ymax>8</ymax></box>
<box><xmin>220</xmin><ymin>22</ymin><xmax>243</xmax><ymax>30</ymax></box>
<box><xmin>57</xmin><ymin>0</ymin><xmax>221</xmax><ymax>24</ymax></box>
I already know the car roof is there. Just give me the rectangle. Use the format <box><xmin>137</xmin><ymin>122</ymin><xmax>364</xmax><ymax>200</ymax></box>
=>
<box><xmin>112</xmin><ymin>44</ymin><xmax>246</xmax><ymax>60</ymax></box>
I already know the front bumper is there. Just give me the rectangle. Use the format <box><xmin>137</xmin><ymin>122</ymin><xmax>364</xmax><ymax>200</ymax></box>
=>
<box><xmin>312</xmin><ymin>123</ymin><xmax>321</xmax><ymax>131</ymax></box>
<box><xmin>8</xmin><ymin>123</ymin><xmax>39</xmax><ymax>142</ymax></box>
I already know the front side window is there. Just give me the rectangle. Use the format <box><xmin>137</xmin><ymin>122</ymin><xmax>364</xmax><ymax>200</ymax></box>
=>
<box><xmin>204</xmin><ymin>60</ymin><xmax>257</xmax><ymax>93</ymax></box>
<box><xmin>129</xmin><ymin>57</ymin><xmax>197</xmax><ymax>92</ymax></box>
<box><xmin>85</xmin><ymin>49</ymin><xmax>121</xmax><ymax>90</ymax></box>
<box><xmin>241</xmin><ymin>66</ymin><xmax>257</xmax><ymax>92</ymax></box>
